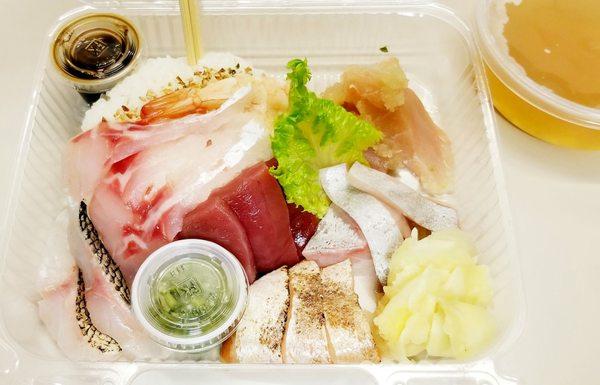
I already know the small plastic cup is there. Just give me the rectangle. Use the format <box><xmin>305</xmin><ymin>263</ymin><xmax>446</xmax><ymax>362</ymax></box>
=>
<box><xmin>475</xmin><ymin>0</ymin><xmax>600</xmax><ymax>149</ymax></box>
<box><xmin>50</xmin><ymin>13</ymin><xmax>143</xmax><ymax>103</ymax></box>
<box><xmin>131</xmin><ymin>239</ymin><xmax>248</xmax><ymax>352</ymax></box>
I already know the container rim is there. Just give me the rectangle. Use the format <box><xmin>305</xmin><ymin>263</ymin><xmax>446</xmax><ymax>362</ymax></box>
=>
<box><xmin>475</xmin><ymin>0</ymin><xmax>600</xmax><ymax>130</ymax></box>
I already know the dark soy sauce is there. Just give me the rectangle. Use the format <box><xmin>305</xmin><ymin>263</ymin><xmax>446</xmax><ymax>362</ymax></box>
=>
<box><xmin>65</xmin><ymin>29</ymin><xmax>134</xmax><ymax>80</ymax></box>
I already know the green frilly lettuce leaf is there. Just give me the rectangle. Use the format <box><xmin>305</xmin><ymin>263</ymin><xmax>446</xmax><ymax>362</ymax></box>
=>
<box><xmin>270</xmin><ymin>59</ymin><xmax>382</xmax><ymax>217</ymax></box>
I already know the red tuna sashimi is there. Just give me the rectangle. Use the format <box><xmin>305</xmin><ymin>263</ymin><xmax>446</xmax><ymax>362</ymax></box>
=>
<box><xmin>287</xmin><ymin>203</ymin><xmax>319</xmax><ymax>256</ymax></box>
<box><xmin>222</xmin><ymin>163</ymin><xmax>299</xmax><ymax>273</ymax></box>
<box><xmin>178</xmin><ymin>198</ymin><xmax>257</xmax><ymax>283</ymax></box>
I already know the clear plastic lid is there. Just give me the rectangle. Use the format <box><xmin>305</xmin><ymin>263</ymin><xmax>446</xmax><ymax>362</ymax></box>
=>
<box><xmin>131</xmin><ymin>239</ymin><xmax>248</xmax><ymax>352</ymax></box>
<box><xmin>50</xmin><ymin>13</ymin><xmax>143</xmax><ymax>95</ymax></box>
<box><xmin>475</xmin><ymin>0</ymin><xmax>600</xmax><ymax>129</ymax></box>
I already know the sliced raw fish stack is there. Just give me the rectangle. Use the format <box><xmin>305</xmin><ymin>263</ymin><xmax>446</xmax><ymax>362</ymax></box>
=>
<box><xmin>320</xmin><ymin>164</ymin><xmax>408</xmax><ymax>285</ymax></box>
<box><xmin>66</xmin><ymin>86</ymin><xmax>274</xmax><ymax>285</ymax></box>
<box><xmin>178</xmin><ymin>163</ymin><xmax>299</xmax><ymax>282</ymax></box>
<box><xmin>347</xmin><ymin>162</ymin><xmax>458</xmax><ymax>231</ymax></box>
<box><xmin>178</xmin><ymin>198</ymin><xmax>257</xmax><ymax>281</ymax></box>
<box><xmin>222</xmin><ymin>164</ymin><xmax>298</xmax><ymax>273</ymax></box>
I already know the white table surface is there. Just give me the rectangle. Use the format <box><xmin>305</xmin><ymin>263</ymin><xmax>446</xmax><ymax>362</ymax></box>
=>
<box><xmin>0</xmin><ymin>1</ymin><xmax>599</xmax><ymax>385</ymax></box>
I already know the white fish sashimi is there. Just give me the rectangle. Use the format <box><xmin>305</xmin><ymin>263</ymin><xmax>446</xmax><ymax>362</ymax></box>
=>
<box><xmin>302</xmin><ymin>204</ymin><xmax>368</xmax><ymax>267</ymax></box>
<box><xmin>38</xmin><ymin>270</ymin><xmax>123</xmax><ymax>362</ymax></box>
<box><xmin>348</xmin><ymin>162</ymin><xmax>458</xmax><ymax>231</ymax></box>
<box><xmin>70</xmin><ymin>203</ymin><xmax>170</xmax><ymax>360</ymax></box>
<box><xmin>38</xmin><ymin>210</ymin><xmax>121</xmax><ymax>361</ymax></box>
<box><xmin>320</xmin><ymin>164</ymin><xmax>407</xmax><ymax>285</ymax></box>
<box><xmin>321</xmin><ymin>260</ymin><xmax>379</xmax><ymax>363</ymax></box>
<box><xmin>302</xmin><ymin>204</ymin><xmax>379</xmax><ymax>313</ymax></box>
<box><xmin>68</xmin><ymin>86</ymin><xmax>273</xmax><ymax>285</ymax></box>
<box><xmin>221</xmin><ymin>267</ymin><xmax>289</xmax><ymax>363</ymax></box>
<box><xmin>67</xmin><ymin>86</ymin><xmax>253</xmax><ymax>201</ymax></box>
<box><xmin>283</xmin><ymin>261</ymin><xmax>331</xmax><ymax>364</ymax></box>
<box><xmin>349</xmin><ymin>253</ymin><xmax>380</xmax><ymax>314</ymax></box>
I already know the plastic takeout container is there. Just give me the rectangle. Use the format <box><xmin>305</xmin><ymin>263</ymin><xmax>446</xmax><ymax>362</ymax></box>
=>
<box><xmin>0</xmin><ymin>1</ymin><xmax>525</xmax><ymax>384</ymax></box>
<box><xmin>476</xmin><ymin>0</ymin><xmax>600</xmax><ymax>149</ymax></box>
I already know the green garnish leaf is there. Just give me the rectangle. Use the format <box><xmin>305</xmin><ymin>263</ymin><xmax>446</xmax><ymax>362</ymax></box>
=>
<box><xmin>270</xmin><ymin>58</ymin><xmax>382</xmax><ymax>218</ymax></box>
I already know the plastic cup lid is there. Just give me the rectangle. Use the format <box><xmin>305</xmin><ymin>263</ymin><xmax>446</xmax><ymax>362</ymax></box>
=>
<box><xmin>131</xmin><ymin>239</ymin><xmax>248</xmax><ymax>352</ymax></box>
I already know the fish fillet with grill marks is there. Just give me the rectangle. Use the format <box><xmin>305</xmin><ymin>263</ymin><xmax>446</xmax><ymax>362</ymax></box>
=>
<box><xmin>283</xmin><ymin>261</ymin><xmax>331</xmax><ymax>364</ymax></box>
<box><xmin>221</xmin><ymin>267</ymin><xmax>289</xmax><ymax>363</ymax></box>
<box><xmin>321</xmin><ymin>260</ymin><xmax>379</xmax><ymax>363</ymax></box>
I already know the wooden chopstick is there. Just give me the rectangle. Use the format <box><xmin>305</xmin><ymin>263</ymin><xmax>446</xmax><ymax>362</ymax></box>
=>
<box><xmin>179</xmin><ymin>0</ymin><xmax>203</xmax><ymax>65</ymax></box>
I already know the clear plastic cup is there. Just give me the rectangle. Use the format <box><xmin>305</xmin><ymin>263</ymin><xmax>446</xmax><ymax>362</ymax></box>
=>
<box><xmin>475</xmin><ymin>0</ymin><xmax>600</xmax><ymax>149</ymax></box>
<box><xmin>51</xmin><ymin>13</ymin><xmax>143</xmax><ymax>103</ymax></box>
<box><xmin>131</xmin><ymin>239</ymin><xmax>248</xmax><ymax>352</ymax></box>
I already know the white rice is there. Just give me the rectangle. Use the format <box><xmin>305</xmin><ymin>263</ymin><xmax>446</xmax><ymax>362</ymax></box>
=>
<box><xmin>81</xmin><ymin>52</ymin><xmax>253</xmax><ymax>131</ymax></box>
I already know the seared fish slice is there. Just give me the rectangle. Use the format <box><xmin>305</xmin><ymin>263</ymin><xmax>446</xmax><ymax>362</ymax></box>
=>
<box><xmin>348</xmin><ymin>162</ymin><xmax>458</xmax><ymax>231</ymax></box>
<box><xmin>38</xmin><ymin>268</ymin><xmax>121</xmax><ymax>360</ymax></box>
<box><xmin>38</xmin><ymin>210</ymin><xmax>121</xmax><ymax>360</ymax></box>
<box><xmin>221</xmin><ymin>267</ymin><xmax>289</xmax><ymax>363</ymax></box>
<box><xmin>75</xmin><ymin>270</ymin><xmax>122</xmax><ymax>354</ymax></box>
<box><xmin>321</xmin><ymin>260</ymin><xmax>379</xmax><ymax>363</ymax></box>
<box><xmin>283</xmin><ymin>261</ymin><xmax>331</xmax><ymax>363</ymax></box>
<box><xmin>73</xmin><ymin>202</ymin><xmax>168</xmax><ymax>360</ymax></box>
<box><xmin>78</xmin><ymin>202</ymin><xmax>130</xmax><ymax>304</ymax></box>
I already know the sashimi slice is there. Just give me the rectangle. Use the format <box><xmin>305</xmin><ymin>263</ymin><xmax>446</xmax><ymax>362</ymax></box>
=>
<box><xmin>71</xmin><ymin>203</ymin><xmax>169</xmax><ymax>360</ymax></box>
<box><xmin>321</xmin><ymin>260</ymin><xmax>379</xmax><ymax>363</ymax></box>
<box><xmin>66</xmin><ymin>86</ymin><xmax>253</xmax><ymax>202</ymax></box>
<box><xmin>287</xmin><ymin>203</ymin><xmax>319</xmax><ymax>256</ymax></box>
<box><xmin>323</xmin><ymin>58</ymin><xmax>453</xmax><ymax>195</ymax></box>
<box><xmin>221</xmin><ymin>267</ymin><xmax>289</xmax><ymax>363</ymax></box>
<box><xmin>320</xmin><ymin>164</ymin><xmax>407</xmax><ymax>286</ymax></box>
<box><xmin>38</xmin><ymin>210</ymin><xmax>121</xmax><ymax>361</ymax></box>
<box><xmin>302</xmin><ymin>204</ymin><xmax>379</xmax><ymax>313</ymax></box>
<box><xmin>221</xmin><ymin>163</ymin><xmax>298</xmax><ymax>273</ymax></box>
<box><xmin>362</xmin><ymin>88</ymin><xmax>454</xmax><ymax>195</ymax></box>
<box><xmin>178</xmin><ymin>197</ymin><xmax>257</xmax><ymax>283</ymax></box>
<box><xmin>81</xmin><ymin>90</ymin><xmax>272</xmax><ymax>285</ymax></box>
<box><xmin>283</xmin><ymin>261</ymin><xmax>331</xmax><ymax>364</ymax></box>
<box><xmin>266</xmin><ymin>158</ymin><xmax>319</xmax><ymax>257</ymax></box>
<box><xmin>303</xmin><ymin>204</ymin><xmax>368</xmax><ymax>268</ymax></box>
<box><xmin>349</xmin><ymin>252</ymin><xmax>380</xmax><ymax>314</ymax></box>
<box><xmin>348</xmin><ymin>162</ymin><xmax>458</xmax><ymax>231</ymax></box>
<box><xmin>38</xmin><ymin>270</ymin><xmax>123</xmax><ymax>361</ymax></box>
